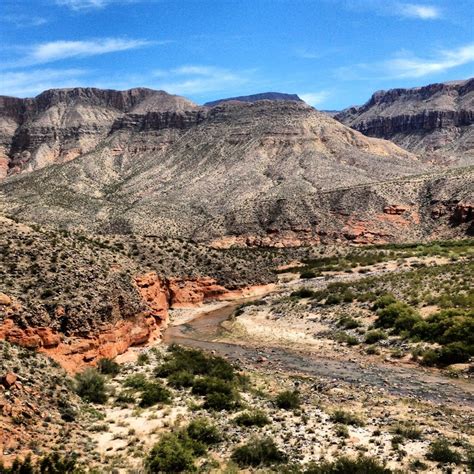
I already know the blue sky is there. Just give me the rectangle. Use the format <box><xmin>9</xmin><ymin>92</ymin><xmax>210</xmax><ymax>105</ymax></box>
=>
<box><xmin>1</xmin><ymin>0</ymin><xmax>473</xmax><ymax>109</ymax></box>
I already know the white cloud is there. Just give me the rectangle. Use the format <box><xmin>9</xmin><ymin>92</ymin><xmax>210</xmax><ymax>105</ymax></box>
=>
<box><xmin>55</xmin><ymin>0</ymin><xmax>113</xmax><ymax>10</ymax></box>
<box><xmin>1</xmin><ymin>14</ymin><xmax>48</xmax><ymax>27</ymax></box>
<box><xmin>55</xmin><ymin>0</ymin><xmax>148</xmax><ymax>11</ymax></box>
<box><xmin>299</xmin><ymin>91</ymin><xmax>331</xmax><ymax>107</ymax></box>
<box><xmin>0</xmin><ymin>69</ymin><xmax>88</xmax><ymax>97</ymax></box>
<box><xmin>28</xmin><ymin>38</ymin><xmax>151</xmax><ymax>64</ymax></box>
<box><xmin>336</xmin><ymin>43</ymin><xmax>474</xmax><ymax>80</ymax></box>
<box><xmin>150</xmin><ymin>65</ymin><xmax>251</xmax><ymax>96</ymax></box>
<box><xmin>386</xmin><ymin>43</ymin><xmax>474</xmax><ymax>77</ymax></box>
<box><xmin>398</xmin><ymin>3</ymin><xmax>441</xmax><ymax>19</ymax></box>
<box><xmin>327</xmin><ymin>1</ymin><xmax>442</xmax><ymax>21</ymax></box>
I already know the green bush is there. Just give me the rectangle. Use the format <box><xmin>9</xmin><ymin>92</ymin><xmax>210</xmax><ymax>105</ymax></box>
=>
<box><xmin>167</xmin><ymin>370</ymin><xmax>195</xmax><ymax>388</ymax></box>
<box><xmin>426</xmin><ymin>439</ymin><xmax>462</xmax><ymax>464</ymax></box>
<box><xmin>376</xmin><ymin>302</ymin><xmax>420</xmax><ymax>332</ymax></box>
<box><xmin>147</xmin><ymin>433</ymin><xmax>196</xmax><ymax>473</ymax></box>
<box><xmin>275</xmin><ymin>390</ymin><xmax>300</xmax><ymax>410</ymax></box>
<box><xmin>304</xmin><ymin>455</ymin><xmax>391</xmax><ymax>473</ymax></box>
<box><xmin>231</xmin><ymin>437</ymin><xmax>287</xmax><ymax>467</ymax></box>
<box><xmin>291</xmin><ymin>288</ymin><xmax>316</xmax><ymax>298</ymax></box>
<box><xmin>156</xmin><ymin>345</ymin><xmax>236</xmax><ymax>381</ymax></box>
<box><xmin>372</xmin><ymin>294</ymin><xmax>397</xmax><ymax>311</ymax></box>
<box><xmin>0</xmin><ymin>453</ymin><xmax>80</xmax><ymax>474</ymax></box>
<box><xmin>139</xmin><ymin>382</ymin><xmax>172</xmax><ymax>408</ymax></box>
<box><xmin>97</xmin><ymin>358</ymin><xmax>120</xmax><ymax>376</ymax></box>
<box><xmin>75</xmin><ymin>368</ymin><xmax>107</xmax><ymax>404</ymax></box>
<box><xmin>137</xmin><ymin>352</ymin><xmax>150</xmax><ymax>366</ymax></box>
<box><xmin>392</xmin><ymin>422</ymin><xmax>422</xmax><ymax>440</ymax></box>
<box><xmin>300</xmin><ymin>270</ymin><xmax>317</xmax><ymax>279</ymax></box>
<box><xmin>330</xmin><ymin>410</ymin><xmax>364</xmax><ymax>427</ymax></box>
<box><xmin>123</xmin><ymin>373</ymin><xmax>148</xmax><ymax>390</ymax></box>
<box><xmin>203</xmin><ymin>391</ymin><xmax>238</xmax><ymax>411</ymax></box>
<box><xmin>364</xmin><ymin>330</ymin><xmax>387</xmax><ymax>344</ymax></box>
<box><xmin>186</xmin><ymin>418</ymin><xmax>221</xmax><ymax>446</ymax></box>
<box><xmin>234</xmin><ymin>410</ymin><xmax>270</xmax><ymax>427</ymax></box>
<box><xmin>337</xmin><ymin>316</ymin><xmax>361</xmax><ymax>329</ymax></box>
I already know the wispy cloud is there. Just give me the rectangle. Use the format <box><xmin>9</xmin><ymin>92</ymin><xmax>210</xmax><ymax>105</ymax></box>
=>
<box><xmin>28</xmin><ymin>38</ymin><xmax>152</xmax><ymax>64</ymax></box>
<box><xmin>337</xmin><ymin>43</ymin><xmax>474</xmax><ymax>80</ymax></box>
<box><xmin>386</xmin><ymin>44</ymin><xmax>474</xmax><ymax>77</ymax></box>
<box><xmin>55</xmin><ymin>0</ymin><xmax>147</xmax><ymax>11</ymax></box>
<box><xmin>398</xmin><ymin>3</ymin><xmax>441</xmax><ymax>19</ymax></box>
<box><xmin>0</xmin><ymin>68</ymin><xmax>88</xmax><ymax>97</ymax></box>
<box><xmin>55</xmin><ymin>0</ymin><xmax>114</xmax><ymax>10</ymax></box>
<box><xmin>151</xmin><ymin>65</ymin><xmax>252</xmax><ymax>96</ymax></box>
<box><xmin>1</xmin><ymin>14</ymin><xmax>48</xmax><ymax>27</ymax></box>
<box><xmin>299</xmin><ymin>91</ymin><xmax>331</xmax><ymax>107</ymax></box>
<box><xmin>2</xmin><ymin>38</ymin><xmax>154</xmax><ymax>68</ymax></box>
<box><xmin>329</xmin><ymin>0</ymin><xmax>442</xmax><ymax>20</ymax></box>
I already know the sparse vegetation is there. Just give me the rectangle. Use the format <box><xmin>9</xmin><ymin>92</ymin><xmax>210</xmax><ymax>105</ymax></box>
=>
<box><xmin>75</xmin><ymin>368</ymin><xmax>107</xmax><ymax>404</ymax></box>
<box><xmin>231</xmin><ymin>437</ymin><xmax>287</xmax><ymax>467</ymax></box>
<box><xmin>275</xmin><ymin>390</ymin><xmax>301</xmax><ymax>410</ymax></box>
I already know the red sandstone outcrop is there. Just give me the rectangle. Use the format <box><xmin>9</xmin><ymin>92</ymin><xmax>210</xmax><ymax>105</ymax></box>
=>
<box><xmin>0</xmin><ymin>274</ymin><xmax>274</xmax><ymax>372</ymax></box>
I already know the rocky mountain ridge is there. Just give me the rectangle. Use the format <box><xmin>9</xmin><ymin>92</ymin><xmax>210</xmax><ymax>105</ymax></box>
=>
<box><xmin>204</xmin><ymin>92</ymin><xmax>303</xmax><ymax>106</ymax></box>
<box><xmin>0</xmin><ymin>98</ymin><xmax>436</xmax><ymax>244</ymax></box>
<box><xmin>336</xmin><ymin>78</ymin><xmax>474</xmax><ymax>165</ymax></box>
<box><xmin>0</xmin><ymin>87</ymin><xmax>198</xmax><ymax>178</ymax></box>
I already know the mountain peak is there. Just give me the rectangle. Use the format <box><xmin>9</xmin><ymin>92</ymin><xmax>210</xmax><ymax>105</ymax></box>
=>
<box><xmin>204</xmin><ymin>92</ymin><xmax>303</xmax><ymax>107</ymax></box>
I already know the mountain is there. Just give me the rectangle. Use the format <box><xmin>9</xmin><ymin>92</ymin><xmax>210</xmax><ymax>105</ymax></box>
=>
<box><xmin>335</xmin><ymin>79</ymin><xmax>474</xmax><ymax>166</ymax></box>
<box><xmin>204</xmin><ymin>92</ymin><xmax>303</xmax><ymax>106</ymax></box>
<box><xmin>0</xmin><ymin>87</ymin><xmax>198</xmax><ymax>178</ymax></box>
<box><xmin>0</xmin><ymin>96</ymin><xmax>437</xmax><ymax>245</ymax></box>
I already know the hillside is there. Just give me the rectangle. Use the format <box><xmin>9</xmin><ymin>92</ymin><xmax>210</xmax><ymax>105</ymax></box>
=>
<box><xmin>336</xmin><ymin>79</ymin><xmax>474</xmax><ymax>166</ymax></box>
<box><xmin>0</xmin><ymin>97</ymin><xmax>441</xmax><ymax>245</ymax></box>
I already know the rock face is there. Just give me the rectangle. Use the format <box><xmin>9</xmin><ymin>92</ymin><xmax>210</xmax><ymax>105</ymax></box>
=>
<box><xmin>336</xmin><ymin>79</ymin><xmax>474</xmax><ymax>166</ymax></box>
<box><xmin>0</xmin><ymin>87</ymin><xmax>198</xmax><ymax>177</ymax></box>
<box><xmin>204</xmin><ymin>92</ymin><xmax>303</xmax><ymax>107</ymax></box>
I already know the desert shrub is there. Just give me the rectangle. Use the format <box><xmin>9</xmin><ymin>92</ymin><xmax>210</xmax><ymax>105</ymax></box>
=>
<box><xmin>291</xmin><ymin>288</ymin><xmax>316</xmax><ymax>298</ymax></box>
<box><xmin>231</xmin><ymin>437</ymin><xmax>287</xmax><ymax>467</ymax></box>
<box><xmin>392</xmin><ymin>422</ymin><xmax>422</xmax><ymax>440</ymax></box>
<box><xmin>0</xmin><ymin>453</ymin><xmax>80</xmax><ymax>474</ymax></box>
<box><xmin>300</xmin><ymin>270</ymin><xmax>317</xmax><ymax>279</ymax></box>
<box><xmin>167</xmin><ymin>370</ymin><xmax>195</xmax><ymax>388</ymax></box>
<box><xmin>325</xmin><ymin>294</ymin><xmax>342</xmax><ymax>305</ymax></box>
<box><xmin>147</xmin><ymin>433</ymin><xmax>196</xmax><ymax>473</ymax></box>
<box><xmin>186</xmin><ymin>418</ymin><xmax>221</xmax><ymax>446</ymax></box>
<box><xmin>275</xmin><ymin>390</ymin><xmax>300</xmax><ymax>410</ymax></box>
<box><xmin>337</xmin><ymin>316</ymin><xmax>361</xmax><ymax>329</ymax></box>
<box><xmin>334</xmin><ymin>424</ymin><xmax>349</xmax><ymax>438</ymax></box>
<box><xmin>139</xmin><ymin>382</ymin><xmax>172</xmax><ymax>408</ymax></box>
<box><xmin>304</xmin><ymin>455</ymin><xmax>391</xmax><ymax>473</ymax></box>
<box><xmin>156</xmin><ymin>345</ymin><xmax>236</xmax><ymax>381</ymax></box>
<box><xmin>203</xmin><ymin>391</ymin><xmax>239</xmax><ymax>411</ymax></box>
<box><xmin>364</xmin><ymin>330</ymin><xmax>387</xmax><ymax>344</ymax></box>
<box><xmin>334</xmin><ymin>332</ymin><xmax>359</xmax><ymax>346</ymax></box>
<box><xmin>123</xmin><ymin>373</ymin><xmax>148</xmax><ymax>390</ymax></box>
<box><xmin>330</xmin><ymin>410</ymin><xmax>364</xmax><ymax>427</ymax></box>
<box><xmin>75</xmin><ymin>368</ymin><xmax>107</xmax><ymax>404</ymax></box>
<box><xmin>234</xmin><ymin>410</ymin><xmax>270</xmax><ymax>427</ymax></box>
<box><xmin>97</xmin><ymin>358</ymin><xmax>120</xmax><ymax>376</ymax></box>
<box><xmin>137</xmin><ymin>352</ymin><xmax>150</xmax><ymax>365</ymax></box>
<box><xmin>426</xmin><ymin>439</ymin><xmax>462</xmax><ymax>464</ymax></box>
<box><xmin>372</xmin><ymin>294</ymin><xmax>397</xmax><ymax>310</ymax></box>
<box><xmin>376</xmin><ymin>303</ymin><xmax>420</xmax><ymax>332</ymax></box>
<box><xmin>421</xmin><ymin>343</ymin><xmax>472</xmax><ymax>367</ymax></box>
